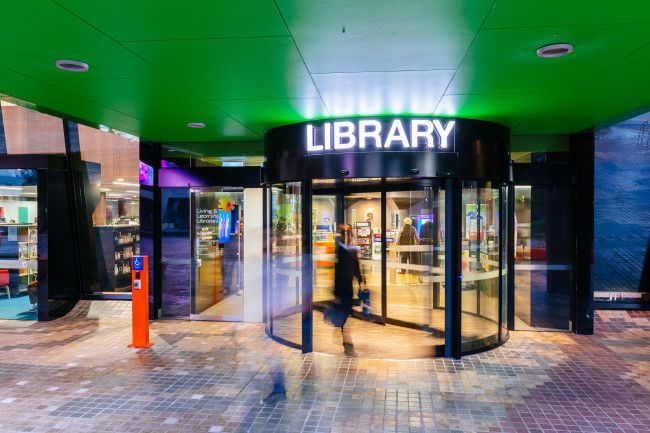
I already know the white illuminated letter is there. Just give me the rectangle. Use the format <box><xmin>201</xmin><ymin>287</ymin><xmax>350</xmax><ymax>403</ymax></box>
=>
<box><xmin>333</xmin><ymin>121</ymin><xmax>356</xmax><ymax>150</ymax></box>
<box><xmin>384</xmin><ymin>119</ymin><xmax>409</xmax><ymax>149</ymax></box>
<box><xmin>410</xmin><ymin>119</ymin><xmax>434</xmax><ymax>148</ymax></box>
<box><xmin>306</xmin><ymin>124</ymin><xmax>323</xmax><ymax>152</ymax></box>
<box><xmin>324</xmin><ymin>122</ymin><xmax>332</xmax><ymax>150</ymax></box>
<box><xmin>433</xmin><ymin>120</ymin><xmax>455</xmax><ymax>149</ymax></box>
<box><xmin>358</xmin><ymin>120</ymin><xmax>382</xmax><ymax>149</ymax></box>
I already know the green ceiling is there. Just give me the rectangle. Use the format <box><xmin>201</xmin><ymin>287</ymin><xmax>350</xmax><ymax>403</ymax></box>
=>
<box><xmin>1</xmin><ymin>0</ymin><xmax>650</xmax><ymax>143</ymax></box>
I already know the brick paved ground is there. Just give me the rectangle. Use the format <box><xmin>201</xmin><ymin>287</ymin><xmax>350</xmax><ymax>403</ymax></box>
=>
<box><xmin>0</xmin><ymin>301</ymin><xmax>647</xmax><ymax>433</ymax></box>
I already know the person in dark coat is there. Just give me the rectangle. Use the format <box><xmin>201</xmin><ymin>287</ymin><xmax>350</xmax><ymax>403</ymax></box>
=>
<box><xmin>334</xmin><ymin>224</ymin><xmax>364</xmax><ymax>356</ymax></box>
<box><xmin>397</xmin><ymin>217</ymin><xmax>419</xmax><ymax>273</ymax></box>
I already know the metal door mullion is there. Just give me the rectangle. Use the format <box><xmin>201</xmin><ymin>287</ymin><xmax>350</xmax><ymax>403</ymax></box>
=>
<box><xmin>381</xmin><ymin>190</ymin><xmax>387</xmax><ymax>322</ymax></box>
<box><xmin>445</xmin><ymin>178</ymin><xmax>462</xmax><ymax>359</ymax></box>
<box><xmin>189</xmin><ymin>190</ymin><xmax>197</xmax><ymax>317</ymax></box>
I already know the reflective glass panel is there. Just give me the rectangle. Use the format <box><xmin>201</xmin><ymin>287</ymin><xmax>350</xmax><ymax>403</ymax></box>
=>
<box><xmin>0</xmin><ymin>169</ymin><xmax>38</xmax><ymax>320</ymax></box>
<box><xmin>514</xmin><ymin>185</ymin><xmax>571</xmax><ymax>330</ymax></box>
<box><xmin>191</xmin><ymin>190</ymin><xmax>244</xmax><ymax>320</ymax></box>
<box><xmin>386</xmin><ymin>188</ymin><xmax>445</xmax><ymax>340</ymax></box>
<box><xmin>268</xmin><ymin>182</ymin><xmax>302</xmax><ymax>346</ymax></box>
<box><xmin>461</xmin><ymin>182</ymin><xmax>500</xmax><ymax>352</ymax></box>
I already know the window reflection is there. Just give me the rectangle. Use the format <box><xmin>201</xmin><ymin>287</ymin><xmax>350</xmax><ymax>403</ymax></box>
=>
<box><xmin>267</xmin><ymin>182</ymin><xmax>302</xmax><ymax>346</ymax></box>
<box><xmin>78</xmin><ymin>124</ymin><xmax>140</xmax><ymax>293</ymax></box>
<box><xmin>461</xmin><ymin>182</ymin><xmax>501</xmax><ymax>352</ymax></box>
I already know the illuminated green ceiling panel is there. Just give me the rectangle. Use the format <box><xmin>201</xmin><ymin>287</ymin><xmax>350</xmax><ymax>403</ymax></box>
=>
<box><xmin>0</xmin><ymin>0</ymin><xmax>649</xmax><ymax>143</ymax></box>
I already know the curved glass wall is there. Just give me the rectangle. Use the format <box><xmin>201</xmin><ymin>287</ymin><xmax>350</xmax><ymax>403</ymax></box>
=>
<box><xmin>266</xmin><ymin>179</ymin><xmax>508</xmax><ymax>357</ymax></box>
<box><xmin>460</xmin><ymin>182</ymin><xmax>502</xmax><ymax>353</ymax></box>
<box><xmin>267</xmin><ymin>182</ymin><xmax>303</xmax><ymax>347</ymax></box>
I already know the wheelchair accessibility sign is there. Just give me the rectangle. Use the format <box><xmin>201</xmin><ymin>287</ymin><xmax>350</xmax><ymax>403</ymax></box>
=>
<box><xmin>132</xmin><ymin>256</ymin><xmax>144</xmax><ymax>271</ymax></box>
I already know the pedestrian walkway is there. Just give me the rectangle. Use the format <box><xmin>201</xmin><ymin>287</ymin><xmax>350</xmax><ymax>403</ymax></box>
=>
<box><xmin>0</xmin><ymin>302</ymin><xmax>647</xmax><ymax>433</ymax></box>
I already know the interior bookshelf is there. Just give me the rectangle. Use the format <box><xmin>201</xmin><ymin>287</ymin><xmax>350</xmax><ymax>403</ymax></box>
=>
<box><xmin>95</xmin><ymin>225</ymin><xmax>140</xmax><ymax>291</ymax></box>
<box><xmin>0</xmin><ymin>223</ymin><xmax>38</xmax><ymax>296</ymax></box>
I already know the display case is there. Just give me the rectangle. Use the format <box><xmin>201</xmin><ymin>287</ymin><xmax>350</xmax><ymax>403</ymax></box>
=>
<box><xmin>95</xmin><ymin>225</ymin><xmax>140</xmax><ymax>292</ymax></box>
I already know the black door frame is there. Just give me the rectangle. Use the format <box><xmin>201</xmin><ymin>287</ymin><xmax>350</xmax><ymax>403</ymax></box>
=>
<box><xmin>509</xmin><ymin>161</ymin><xmax>576</xmax><ymax>332</ymax></box>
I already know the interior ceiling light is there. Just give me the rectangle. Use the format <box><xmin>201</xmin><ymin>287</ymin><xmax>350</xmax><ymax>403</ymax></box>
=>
<box><xmin>187</xmin><ymin>122</ymin><xmax>206</xmax><ymax>128</ymax></box>
<box><xmin>55</xmin><ymin>59</ymin><xmax>89</xmax><ymax>72</ymax></box>
<box><xmin>537</xmin><ymin>43</ymin><xmax>573</xmax><ymax>58</ymax></box>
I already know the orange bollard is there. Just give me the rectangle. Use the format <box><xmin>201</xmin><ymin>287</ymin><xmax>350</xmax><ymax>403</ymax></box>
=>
<box><xmin>128</xmin><ymin>256</ymin><xmax>153</xmax><ymax>348</ymax></box>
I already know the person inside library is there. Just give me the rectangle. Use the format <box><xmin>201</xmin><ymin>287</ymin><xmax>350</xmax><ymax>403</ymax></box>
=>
<box><xmin>397</xmin><ymin>217</ymin><xmax>419</xmax><ymax>273</ymax></box>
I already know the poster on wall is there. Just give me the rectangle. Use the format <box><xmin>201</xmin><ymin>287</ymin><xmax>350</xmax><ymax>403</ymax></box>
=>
<box><xmin>139</xmin><ymin>161</ymin><xmax>154</xmax><ymax>186</ymax></box>
<box><xmin>217</xmin><ymin>210</ymin><xmax>231</xmax><ymax>243</ymax></box>
<box><xmin>465</xmin><ymin>204</ymin><xmax>487</xmax><ymax>240</ymax></box>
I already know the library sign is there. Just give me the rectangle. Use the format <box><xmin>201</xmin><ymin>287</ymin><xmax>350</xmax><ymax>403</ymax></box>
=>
<box><xmin>305</xmin><ymin>118</ymin><xmax>456</xmax><ymax>153</ymax></box>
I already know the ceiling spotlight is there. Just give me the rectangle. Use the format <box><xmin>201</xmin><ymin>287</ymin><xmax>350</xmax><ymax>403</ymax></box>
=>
<box><xmin>55</xmin><ymin>59</ymin><xmax>89</xmax><ymax>72</ymax></box>
<box><xmin>187</xmin><ymin>122</ymin><xmax>205</xmax><ymax>128</ymax></box>
<box><xmin>537</xmin><ymin>43</ymin><xmax>573</xmax><ymax>58</ymax></box>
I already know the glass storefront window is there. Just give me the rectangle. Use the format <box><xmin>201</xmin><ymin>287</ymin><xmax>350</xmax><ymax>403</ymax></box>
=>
<box><xmin>267</xmin><ymin>182</ymin><xmax>302</xmax><ymax>346</ymax></box>
<box><xmin>460</xmin><ymin>182</ymin><xmax>501</xmax><ymax>352</ymax></box>
<box><xmin>161</xmin><ymin>188</ymin><xmax>191</xmax><ymax>317</ymax></box>
<box><xmin>78</xmin><ymin>124</ymin><xmax>140</xmax><ymax>294</ymax></box>
<box><xmin>594</xmin><ymin>114</ymin><xmax>650</xmax><ymax>305</ymax></box>
<box><xmin>0</xmin><ymin>169</ymin><xmax>38</xmax><ymax>320</ymax></box>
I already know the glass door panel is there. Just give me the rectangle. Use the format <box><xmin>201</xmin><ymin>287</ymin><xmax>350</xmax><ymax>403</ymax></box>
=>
<box><xmin>386</xmin><ymin>188</ymin><xmax>445</xmax><ymax>334</ymax></box>
<box><xmin>344</xmin><ymin>192</ymin><xmax>383</xmax><ymax>317</ymax></box>
<box><xmin>268</xmin><ymin>183</ymin><xmax>303</xmax><ymax>346</ymax></box>
<box><xmin>312</xmin><ymin>195</ymin><xmax>336</xmax><ymax>304</ymax></box>
<box><xmin>514</xmin><ymin>185</ymin><xmax>571</xmax><ymax>330</ymax></box>
<box><xmin>461</xmin><ymin>183</ymin><xmax>500</xmax><ymax>351</ymax></box>
<box><xmin>191</xmin><ymin>189</ymin><xmax>244</xmax><ymax>321</ymax></box>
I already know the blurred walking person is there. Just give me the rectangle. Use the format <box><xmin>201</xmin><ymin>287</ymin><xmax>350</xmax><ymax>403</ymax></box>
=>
<box><xmin>333</xmin><ymin>224</ymin><xmax>365</xmax><ymax>356</ymax></box>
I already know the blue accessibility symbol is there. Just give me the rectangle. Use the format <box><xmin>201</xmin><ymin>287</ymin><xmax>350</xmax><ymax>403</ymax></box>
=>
<box><xmin>132</xmin><ymin>256</ymin><xmax>144</xmax><ymax>271</ymax></box>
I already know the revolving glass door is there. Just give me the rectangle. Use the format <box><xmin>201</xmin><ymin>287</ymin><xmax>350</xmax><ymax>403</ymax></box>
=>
<box><xmin>311</xmin><ymin>181</ymin><xmax>446</xmax><ymax>350</ymax></box>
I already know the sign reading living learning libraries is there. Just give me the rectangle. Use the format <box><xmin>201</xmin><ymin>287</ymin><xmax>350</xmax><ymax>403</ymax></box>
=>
<box><xmin>305</xmin><ymin>118</ymin><xmax>455</xmax><ymax>153</ymax></box>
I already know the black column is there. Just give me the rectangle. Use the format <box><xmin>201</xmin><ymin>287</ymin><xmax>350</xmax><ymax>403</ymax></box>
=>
<box><xmin>335</xmin><ymin>193</ymin><xmax>344</xmax><ymax>227</ymax></box>
<box><xmin>571</xmin><ymin>132</ymin><xmax>594</xmax><ymax>334</ymax></box>
<box><xmin>301</xmin><ymin>180</ymin><xmax>313</xmax><ymax>353</ymax></box>
<box><xmin>506</xmin><ymin>183</ymin><xmax>515</xmax><ymax>331</ymax></box>
<box><xmin>139</xmin><ymin>141</ymin><xmax>162</xmax><ymax>319</ymax></box>
<box><xmin>444</xmin><ymin>178</ymin><xmax>462</xmax><ymax>359</ymax></box>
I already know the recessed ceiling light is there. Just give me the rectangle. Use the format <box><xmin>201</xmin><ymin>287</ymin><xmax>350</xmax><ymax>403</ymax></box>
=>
<box><xmin>187</xmin><ymin>122</ymin><xmax>205</xmax><ymax>128</ymax></box>
<box><xmin>55</xmin><ymin>59</ymin><xmax>89</xmax><ymax>72</ymax></box>
<box><xmin>537</xmin><ymin>43</ymin><xmax>573</xmax><ymax>58</ymax></box>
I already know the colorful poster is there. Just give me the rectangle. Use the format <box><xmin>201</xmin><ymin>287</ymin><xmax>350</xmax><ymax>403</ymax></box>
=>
<box><xmin>465</xmin><ymin>204</ymin><xmax>487</xmax><ymax>240</ymax></box>
<box><xmin>217</xmin><ymin>210</ymin><xmax>231</xmax><ymax>243</ymax></box>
